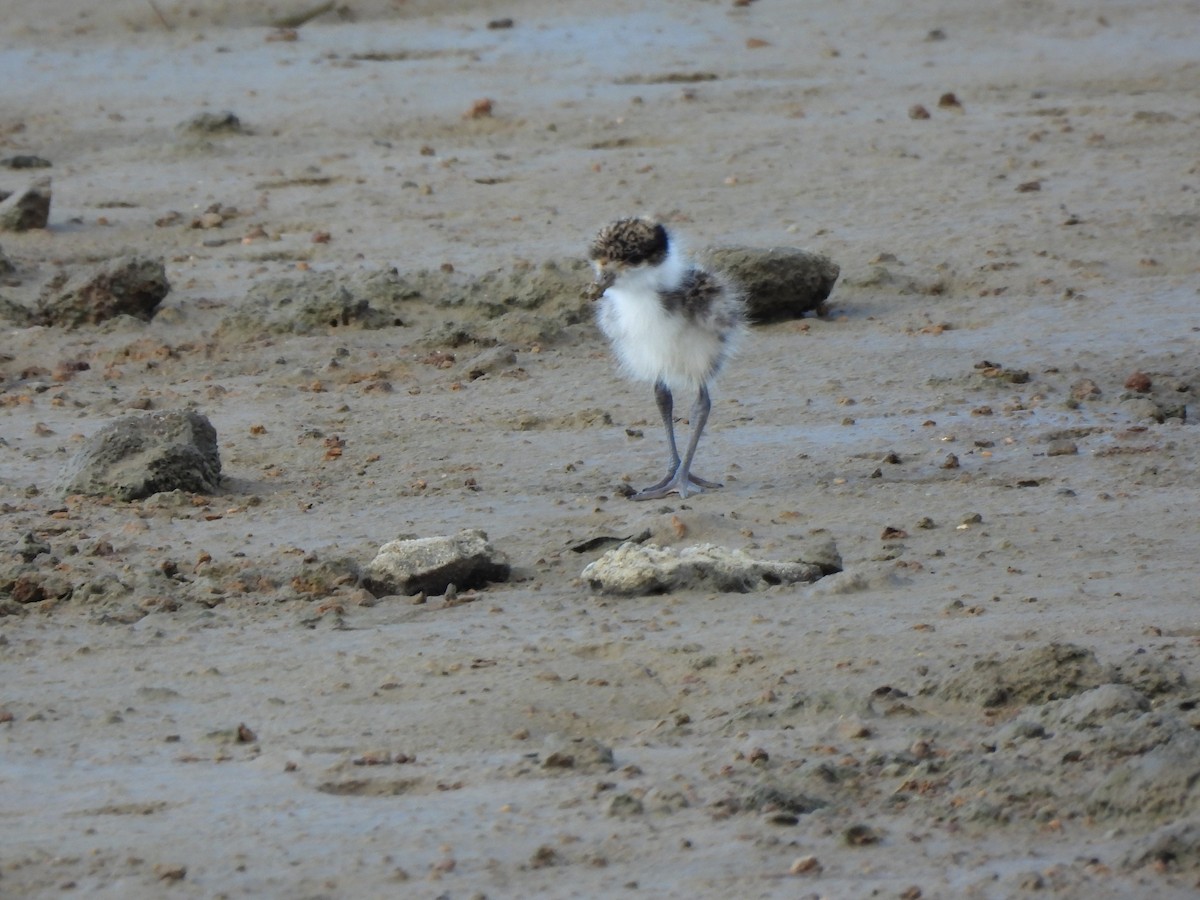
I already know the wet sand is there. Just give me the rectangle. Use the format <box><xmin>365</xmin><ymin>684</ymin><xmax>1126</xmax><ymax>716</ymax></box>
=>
<box><xmin>3</xmin><ymin>1</ymin><xmax>1200</xmax><ymax>896</ymax></box>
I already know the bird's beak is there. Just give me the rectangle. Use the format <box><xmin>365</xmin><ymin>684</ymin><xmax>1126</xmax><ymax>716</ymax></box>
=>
<box><xmin>592</xmin><ymin>263</ymin><xmax>615</xmax><ymax>292</ymax></box>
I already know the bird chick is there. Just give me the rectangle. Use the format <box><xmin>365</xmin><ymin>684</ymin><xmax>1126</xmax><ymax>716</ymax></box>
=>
<box><xmin>589</xmin><ymin>216</ymin><xmax>746</xmax><ymax>500</ymax></box>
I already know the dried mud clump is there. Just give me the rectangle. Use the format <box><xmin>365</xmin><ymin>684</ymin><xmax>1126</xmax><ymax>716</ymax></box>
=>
<box><xmin>941</xmin><ymin>642</ymin><xmax>1112</xmax><ymax>708</ymax></box>
<box><xmin>221</xmin><ymin>261</ymin><xmax>593</xmax><ymax>346</ymax></box>
<box><xmin>1088</xmin><ymin>726</ymin><xmax>1200</xmax><ymax>821</ymax></box>
<box><xmin>221</xmin><ymin>268</ymin><xmax>408</xmax><ymax>336</ymax></box>
<box><xmin>177</xmin><ymin>110</ymin><xmax>247</xmax><ymax>135</ymax></box>
<box><xmin>582</xmin><ymin>541</ymin><xmax>839</xmax><ymax>596</ymax></box>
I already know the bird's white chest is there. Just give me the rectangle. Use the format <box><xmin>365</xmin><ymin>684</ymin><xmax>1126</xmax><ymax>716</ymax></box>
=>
<box><xmin>597</xmin><ymin>277</ymin><xmax>723</xmax><ymax>392</ymax></box>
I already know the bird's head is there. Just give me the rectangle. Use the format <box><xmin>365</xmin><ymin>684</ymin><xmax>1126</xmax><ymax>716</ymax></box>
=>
<box><xmin>588</xmin><ymin>217</ymin><xmax>670</xmax><ymax>294</ymax></box>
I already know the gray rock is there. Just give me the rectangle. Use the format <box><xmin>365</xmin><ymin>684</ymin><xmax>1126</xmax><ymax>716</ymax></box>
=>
<box><xmin>2</xmin><ymin>155</ymin><xmax>52</xmax><ymax>169</ymax></box>
<box><xmin>606</xmin><ymin>793</ymin><xmax>644</xmax><ymax>817</ymax></box>
<box><xmin>1120</xmin><ymin>396</ymin><xmax>1167</xmax><ymax>423</ymax></box>
<box><xmin>704</xmin><ymin>246</ymin><xmax>840</xmax><ymax>323</ymax></box>
<box><xmin>941</xmin><ymin>642</ymin><xmax>1112</xmax><ymax>708</ymax></box>
<box><xmin>0</xmin><ymin>176</ymin><xmax>51</xmax><ymax>231</ymax></box>
<box><xmin>17</xmin><ymin>532</ymin><xmax>52</xmax><ymax>563</ymax></box>
<box><xmin>54</xmin><ymin>409</ymin><xmax>222</xmax><ymax>500</ymax></box>
<box><xmin>741</xmin><ymin>782</ymin><xmax>828</xmax><ymax>816</ymax></box>
<box><xmin>363</xmin><ymin>529</ymin><xmax>510</xmax><ymax>597</ymax></box>
<box><xmin>35</xmin><ymin>256</ymin><xmax>169</xmax><ymax>327</ymax></box>
<box><xmin>581</xmin><ymin>541</ymin><xmax>835</xmax><ymax>596</ymax></box>
<box><xmin>541</xmin><ymin>735</ymin><xmax>615</xmax><ymax>773</ymax></box>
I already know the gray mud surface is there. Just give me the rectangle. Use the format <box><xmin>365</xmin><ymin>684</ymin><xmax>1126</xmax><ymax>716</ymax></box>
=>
<box><xmin>2</xmin><ymin>1</ymin><xmax>1200</xmax><ymax>897</ymax></box>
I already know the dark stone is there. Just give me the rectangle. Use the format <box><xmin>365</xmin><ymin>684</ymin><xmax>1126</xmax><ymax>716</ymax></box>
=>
<box><xmin>941</xmin><ymin>642</ymin><xmax>1112</xmax><ymax>708</ymax></box>
<box><xmin>1</xmin><ymin>155</ymin><xmax>52</xmax><ymax>169</ymax></box>
<box><xmin>11</xmin><ymin>575</ymin><xmax>46</xmax><ymax>604</ymax></box>
<box><xmin>0</xmin><ymin>176</ymin><xmax>51</xmax><ymax>231</ymax></box>
<box><xmin>54</xmin><ymin>409</ymin><xmax>222</xmax><ymax>500</ymax></box>
<box><xmin>178</xmin><ymin>111</ymin><xmax>246</xmax><ymax>135</ymax></box>
<box><xmin>704</xmin><ymin>246</ymin><xmax>840</xmax><ymax>323</ymax></box>
<box><xmin>35</xmin><ymin>256</ymin><xmax>170</xmax><ymax>327</ymax></box>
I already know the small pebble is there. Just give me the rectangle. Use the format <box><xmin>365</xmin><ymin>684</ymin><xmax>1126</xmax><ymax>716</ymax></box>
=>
<box><xmin>789</xmin><ymin>855</ymin><xmax>821</xmax><ymax>874</ymax></box>
<box><xmin>1125</xmin><ymin>371</ymin><xmax>1152</xmax><ymax>392</ymax></box>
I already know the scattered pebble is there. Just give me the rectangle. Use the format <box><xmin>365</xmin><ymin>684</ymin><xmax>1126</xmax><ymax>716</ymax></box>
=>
<box><xmin>843</xmin><ymin>824</ymin><xmax>881</xmax><ymax>846</ymax></box>
<box><xmin>1125</xmin><ymin>371</ymin><xmax>1152</xmax><ymax>392</ymax></box>
<box><xmin>465</xmin><ymin>98</ymin><xmax>494</xmax><ymax>119</ymax></box>
<box><xmin>789</xmin><ymin>855</ymin><xmax>821</xmax><ymax>874</ymax></box>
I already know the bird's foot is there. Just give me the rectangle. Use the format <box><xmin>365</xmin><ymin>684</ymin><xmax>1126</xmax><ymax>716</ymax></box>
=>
<box><xmin>630</xmin><ymin>472</ymin><xmax>723</xmax><ymax>501</ymax></box>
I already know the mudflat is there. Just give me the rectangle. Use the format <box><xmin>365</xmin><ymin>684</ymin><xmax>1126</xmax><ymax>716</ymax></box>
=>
<box><xmin>2</xmin><ymin>1</ymin><xmax>1199</xmax><ymax>896</ymax></box>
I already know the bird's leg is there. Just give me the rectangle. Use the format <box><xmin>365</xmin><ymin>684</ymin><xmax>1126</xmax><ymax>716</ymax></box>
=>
<box><xmin>631</xmin><ymin>383</ymin><xmax>723</xmax><ymax>500</ymax></box>
<box><xmin>630</xmin><ymin>382</ymin><xmax>681</xmax><ymax>496</ymax></box>
<box><xmin>675</xmin><ymin>383</ymin><xmax>722</xmax><ymax>494</ymax></box>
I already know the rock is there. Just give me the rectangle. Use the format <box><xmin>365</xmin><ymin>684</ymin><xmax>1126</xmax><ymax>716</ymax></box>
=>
<box><xmin>703</xmin><ymin>246</ymin><xmax>840</xmax><ymax>323</ymax></box>
<box><xmin>0</xmin><ymin>243</ymin><xmax>14</xmax><ymax>276</ymax></box>
<box><xmin>35</xmin><ymin>256</ymin><xmax>170</xmax><ymax>327</ymax></box>
<box><xmin>1124</xmin><ymin>371</ymin><xmax>1152</xmax><ymax>393</ymax></box>
<box><xmin>581</xmin><ymin>541</ymin><xmax>837</xmax><ymax>596</ymax></box>
<box><xmin>178</xmin><ymin>111</ymin><xmax>246</xmax><ymax>135</ymax></box>
<box><xmin>540</xmin><ymin>735</ymin><xmax>615</xmax><ymax>772</ymax></box>
<box><xmin>941</xmin><ymin>642</ymin><xmax>1112</xmax><ymax>708</ymax></box>
<box><xmin>0</xmin><ymin>176</ymin><xmax>51</xmax><ymax>231</ymax></box>
<box><xmin>54</xmin><ymin>409</ymin><xmax>222</xmax><ymax>500</ymax></box>
<box><xmin>607</xmin><ymin>793</ymin><xmax>645</xmax><ymax>816</ymax></box>
<box><xmin>1</xmin><ymin>155</ymin><xmax>52</xmax><ymax>169</ymax></box>
<box><xmin>363</xmin><ymin>529</ymin><xmax>510</xmax><ymax>597</ymax></box>
<box><xmin>1120</xmin><ymin>396</ymin><xmax>1166</xmax><ymax>423</ymax></box>
<box><xmin>737</xmin><ymin>782</ymin><xmax>827</xmax><ymax>816</ymax></box>
<box><xmin>17</xmin><ymin>532</ymin><xmax>51</xmax><ymax>562</ymax></box>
